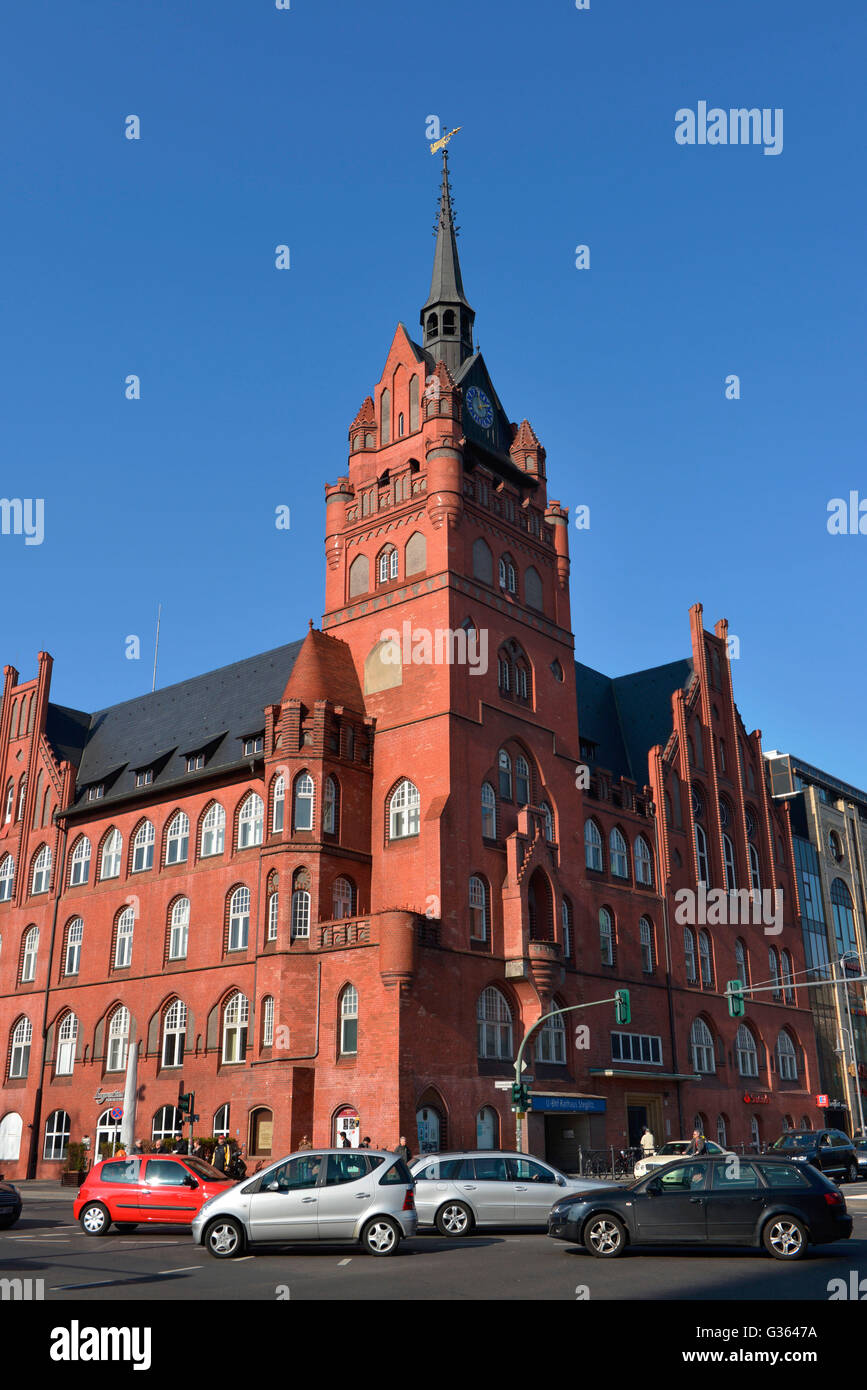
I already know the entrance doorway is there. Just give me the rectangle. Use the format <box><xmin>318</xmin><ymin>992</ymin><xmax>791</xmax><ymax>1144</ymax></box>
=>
<box><xmin>95</xmin><ymin>1109</ymin><xmax>122</xmax><ymax>1158</ymax></box>
<box><xmin>0</xmin><ymin>1112</ymin><xmax>23</xmax><ymax>1163</ymax></box>
<box><xmin>625</xmin><ymin>1094</ymin><xmax>664</xmax><ymax>1151</ymax></box>
<box><xmin>416</xmin><ymin>1106</ymin><xmax>441</xmax><ymax>1154</ymax></box>
<box><xmin>476</xmin><ymin>1106</ymin><xmax>498</xmax><ymax>1149</ymax></box>
<box><xmin>333</xmin><ymin>1106</ymin><xmax>360</xmax><ymax>1148</ymax></box>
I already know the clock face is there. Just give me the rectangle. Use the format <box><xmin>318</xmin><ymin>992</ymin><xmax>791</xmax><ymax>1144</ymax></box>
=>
<box><xmin>466</xmin><ymin>385</ymin><xmax>494</xmax><ymax>429</ymax></box>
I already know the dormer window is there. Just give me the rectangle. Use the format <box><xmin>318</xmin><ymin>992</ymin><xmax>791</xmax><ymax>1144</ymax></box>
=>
<box><xmin>186</xmin><ymin>752</ymin><xmax>205</xmax><ymax>773</ymax></box>
<box><xmin>87</xmin><ymin>785</ymin><xmax>104</xmax><ymax>802</ymax></box>
<box><xmin>244</xmin><ymin>736</ymin><xmax>264</xmax><ymax>757</ymax></box>
<box><xmin>135</xmin><ymin>769</ymin><xmax>153</xmax><ymax>788</ymax></box>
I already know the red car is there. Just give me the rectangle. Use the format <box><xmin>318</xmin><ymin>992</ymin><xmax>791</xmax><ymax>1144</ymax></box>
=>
<box><xmin>74</xmin><ymin>1154</ymin><xmax>235</xmax><ymax>1235</ymax></box>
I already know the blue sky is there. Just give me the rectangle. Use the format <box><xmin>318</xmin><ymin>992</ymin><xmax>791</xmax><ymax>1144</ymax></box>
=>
<box><xmin>2</xmin><ymin>1</ymin><xmax>865</xmax><ymax>783</ymax></box>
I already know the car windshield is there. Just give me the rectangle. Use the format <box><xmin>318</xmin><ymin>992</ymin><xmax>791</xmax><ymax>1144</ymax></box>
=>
<box><xmin>183</xmin><ymin>1157</ymin><xmax>229</xmax><ymax>1181</ymax></box>
<box><xmin>772</xmin><ymin>1134</ymin><xmax>813</xmax><ymax>1150</ymax></box>
<box><xmin>657</xmin><ymin>1142</ymin><xmax>689</xmax><ymax>1155</ymax></box>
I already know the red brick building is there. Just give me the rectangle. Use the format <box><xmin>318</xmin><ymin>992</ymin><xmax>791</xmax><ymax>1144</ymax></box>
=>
<box><xmin>0</xmin><ymin>153</ymin><xmax>821</xmax><ymax>1177</ymax></box>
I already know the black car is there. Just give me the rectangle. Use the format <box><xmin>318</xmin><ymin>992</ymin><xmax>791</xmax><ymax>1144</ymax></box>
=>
<box><xmin>548</xmin><ymin>1154</ymin><xmax>853</xmax><ymax>1260</ymax></box>
<box><xmin>770</xmin><ymin>1129</ymin><xmax>859</xmax><ymax>1183</ymax></box>
<box><xmin>0</xmin><ymin>1180</ymin><xmax>22</xmax><ymax>1229</ymax></box>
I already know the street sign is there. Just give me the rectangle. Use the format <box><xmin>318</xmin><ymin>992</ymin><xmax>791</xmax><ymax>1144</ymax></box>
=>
<box><xmin>816</xmin><ymin>1094</ymin><xmax>829</xmax><ymax>1108</ymax></box>
<box><xmin>494</xmin><ymin>1081</ymin><xmax>512</xmax><ymax>1090</ymax></box>
<box><xmin>109</xmin><ymin>1107</ymin><xmax>123</xmax><ymax>1121</ymax></box>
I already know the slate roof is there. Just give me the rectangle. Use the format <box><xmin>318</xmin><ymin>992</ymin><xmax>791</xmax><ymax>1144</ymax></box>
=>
<box><xmin>575</xmin><ymin>657</ymin><xmax>694</xmax><ymax>785</ymax></box>
<box><xmin>49</xmin><ymin>640</ymin><xmax>304</xmax><ymax>815</ymax></box>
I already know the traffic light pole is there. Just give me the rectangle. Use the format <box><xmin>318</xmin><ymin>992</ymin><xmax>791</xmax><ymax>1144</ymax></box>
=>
<box><xmin>511</xmin><ymin>996</ymin><xmax>625</xmax><ymax>1154</ymax></box>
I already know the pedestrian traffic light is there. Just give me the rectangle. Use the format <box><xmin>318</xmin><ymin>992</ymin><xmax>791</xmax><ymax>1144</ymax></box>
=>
<box><xmin>511</xmin><ymin>1081</ymin><xmax>523</xmax><ymax>1108</ymax></box>
<box><xmin>726</xmin><ymin>981</ymin><xmax>745</xmax><ymax>1018</ymax></box>
<box><xmin>178</xmin><ymin>1090</ymin><xmax>194</xmax><ymax>1117</ymax></box>
<box><xmin>614</xmin><ymin>989</ymin><xmax>631</xmax><ymax>1025</ymax></box>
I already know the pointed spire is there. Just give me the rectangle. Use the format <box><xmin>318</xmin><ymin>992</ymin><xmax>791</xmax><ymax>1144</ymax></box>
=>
<box><xmin>420</xmin><ymin>148</ymin><xmax>475</xmax><ymax>374</ymax></box>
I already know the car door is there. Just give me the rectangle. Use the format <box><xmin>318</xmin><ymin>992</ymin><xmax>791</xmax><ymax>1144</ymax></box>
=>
<box><xmin>317</xmin><ymin>1153</ymin><xmax>375</xmax><ymax>1240</ymax></box>
<box><xmin>635</xmin><ymin>1161</ymin><xmax>710</xmax><ymax>1242</ymax></box>
<box><xmin>99</xmin><ymin>1158</ymin><xmax>147</xmax><ymax>1222</ymax></box>
<box><xmin>703</xmin><ymin>1160</ymin><xmax>766</xmax><ymax>1244</ymax></box>
<box><xmin>247</xmin><ymin>1153</ymin><xmax>323</xmax><ymax>1243</ymax></box>
<box><xmin>140</xmin><ymin>1158</ymin><xmax>201</xmax><ymax>1224</ymax></box>
<box><xmin>465</xmin><ymin>1156</ymin><xmax>516</xmax><ymax>1223</ymax></box>
<box><xmin>508</xmin><ymin>1157</ymin><xmax>563</xmax><ymax>1224</ymax></box>
<box><xmin>816</xmin><ymin>1132</ymin><xmax>837</xmax><ymax>1176</ymax></box>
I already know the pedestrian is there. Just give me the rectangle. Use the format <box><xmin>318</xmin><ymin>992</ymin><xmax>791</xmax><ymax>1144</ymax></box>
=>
<box><xmin>228</xmin><ymin>1145</ymin><xmax>247</xmax><ymax>1181</ymax></box>
<box><xmin>132</xmin><ymin>1140</ymin><xmax>143</xmax><ymax>1155</ymax></box>
<box><xmin>212</xmin><ymin>1136</ymin><xmax>228</xmax><ymax>1173</ymax></box>
<box><xmin>688</xmin><ymin>1128</ymin><xmax>707</xmax><ymax>1156</ymax></box>
<box><xmin>175</xmin><ymin>1134</ymin><xmax>189</xmax><ymax>1155</ymax></box>
<box><xmin>298</xmin><ymin>1135</ymin><xmax>313</xmax><ymax>1151</ymax></box>
<box><xmin>360</xmin><ymin>1136</ymin><xmax>371</xmax><ymax>1149</ymax></box>
<box><xmin>393</xmin><ymin>1134</ymin><xmax>412</xmax><ymax>1163</ymax></box>
<box><xmin>639</xmin><ymin>1126</ymin><xmax>655</xmax><ymax>1157</ymax></box>
<box><xmin>341</xmin><ymin>1132</ymin><xmax>352</xmax><ymax>1148</ymax></box>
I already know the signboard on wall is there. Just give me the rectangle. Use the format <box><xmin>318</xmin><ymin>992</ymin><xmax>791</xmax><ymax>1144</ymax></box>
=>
<box><xmin>529</xmin><ymin>1095</ymin><xmax>606</xmax><ymax>1114</ymax></box>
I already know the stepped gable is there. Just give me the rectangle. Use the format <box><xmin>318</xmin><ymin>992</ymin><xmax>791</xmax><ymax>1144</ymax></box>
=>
<box><xmin>350</xmin><ymin>396</ymin><xmax>376</xmax><ymax>428</ymax></box>
<box><xmin>281</xmin><ymin>624</ymin><xmax>365</xmax><ymax>713</ymax></box>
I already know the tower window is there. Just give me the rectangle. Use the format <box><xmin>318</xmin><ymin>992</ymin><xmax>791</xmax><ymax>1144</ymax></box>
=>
<box><xmin>442</xmin><ymin>309</ymin><xmax>455</xmax><ymax>336</ymax></box>
<box><xmin>427</xmin><ymin>313</ymin><xmax>438</xmax><ymax>339</ymax></box>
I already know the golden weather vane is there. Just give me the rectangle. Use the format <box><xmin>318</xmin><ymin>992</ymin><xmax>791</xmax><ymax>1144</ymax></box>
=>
<box><xmin>430</xmin><ymin>125</ymin><xmax>462</xmax><ymax>155</ymax></box>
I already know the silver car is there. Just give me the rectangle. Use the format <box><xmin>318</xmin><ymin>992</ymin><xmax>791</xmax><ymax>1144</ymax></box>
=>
<box><xmin>192</xmin><ymin>1149</ymin><xmax>417</xmax><ymax>1258</ymax></box>
<box><xmin>410</xmin><ymin>1150</ymin><xmax>610</xmax><ymax>1235</ymax></box>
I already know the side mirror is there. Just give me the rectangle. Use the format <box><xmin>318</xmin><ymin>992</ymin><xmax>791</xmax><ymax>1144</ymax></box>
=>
<box><xmin>646</xmin><ymin>1180</ymin><xmax>659</xmax><ymax>1195</ymax></box>
<box><xmin>184</xmin><ymin>1174</ymin><xmax>198</xmax><ymax>1188</ymax></box>
<box><xmin>557</xmin><ymin>1177</ymin><xmax>567</xmax><ymax>1187</ymax></box>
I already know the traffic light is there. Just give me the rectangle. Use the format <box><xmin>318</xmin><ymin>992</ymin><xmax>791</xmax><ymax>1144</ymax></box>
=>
<box><xmin>177</xmin><ymin>1090</ymin><xmax>194</xmax><ymax>1117</ymax></box>
<box><xmin>726</xmin><ymin>981</ymin><xmax>745</xmax><ymax>1018</ymax></box>
<box><xmin>510</xmin><ymin>1082</ymin><xmax>531</xmax><ymax>1112</ymax></box>
<box><xmin>614</xmin><ymin>989</ymin><xmax>631</xmax><ymax>1025</ymax></box>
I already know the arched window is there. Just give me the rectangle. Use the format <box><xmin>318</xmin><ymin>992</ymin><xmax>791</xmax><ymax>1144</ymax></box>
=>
<box><xmin>736</xmin><ymin>1024</ymin><xmax>759</xmax><ymax>1078</ymax></box>
<box><xmin>380</xmin><ymin>388</ymin><xmax>391</xmax><ymax>445</ymax></box>
<box><xmin>132</xmin><ymin>821</ymin><xmax>155</xmax><ymax>873</ymax></box>
<box><xmin>498</xmin><ymin>750</ymin><xmax>512</xmax><ymax>800</ymax></box>
<box><xmin>69</xmin><ymin>837</ymin><xmax>91</xmax><ymax>886</ymax></box>
<box><xmin>690</xmin><ymin>1018</ymin><xmax>715</xmax><ymax>1074</ymax></box>
<box><xmin>339</xmin><ymin>984</ymin><xmax>358</xmax><ymax>1055</ymax></box>
<box><xmin>609</xmin><ymin>828</ymin><xmax>628</xmax><ymax>879</ymax></box>
<box><xmin>267</xmin><ymin>890</ymin><xmax>279</xmax><ymax>941</ymax></box>
<box><xmin>481</xmin><ymin>782</ymin><xmax>496</xmax><ymax>839</ymax></box>
<box><xmin>201</xmin><ymin>803</ymin><xmax>226</xmax><ymax>858</ymax></box>
<box><xmin>426</xmin><ymin>312</ymin><xmax>438</xmax><ymax>339</ymax></box>
<box><xmin>477</xmin><ymin>987</ymin><xmax>513</xmax><ymax>1060</ymax></box>
<box><xmin>291</xmin><ymin>869</ymin><xmax>311</xmax><ymax>939</ymax></box>
<box><xmin>405</xmin><ymin>530</ymin><xmax>426</xmax><ymax>575</ymax></box>
<box><xmin>781</xmin><ymin>949</ymin><xmax>795</xmax><ymax>1004</ymax></box>
<box><xmin>31</xmin><ymin>845</ymin><xmax>51</xmax><ymax>895</ymax></box>
<box><xmin>114</xmin><ymin>906</ymin><xmax>135</xmax><ymax>968</ymax></box>
<box><xmin>830</xmin><ymin>878</ymin><xmax>858</xmax><ymax>957</ymax></box>
<box><xmin>213</xmin><ymin>1104</ymin><xmax>230</xmax><ymax>1137</ymax></box>
<box><xmin>0</xmin><ymin>854</ymin><xmax>15</xmax><ymax>902</ymax></box>
<box><xmin>442</xmin><ymin>308</ymin><xmax>456</xmax><ymax>335</ymax></box>
<box><xmin>525</xmin><ymin>566</ymin><xmax>543</xmax><ymax>611</ymax></box>
<box><xmin>722</xmin><ymin>834</ymin><xmax>736</xmax><ymax>890</ymax></box>
<box><xmin>515</xmin><ymin>756</ymin><xmax>530</xmax><ymax>806</ymax></box>
<box><xmin>261</xmin><ymin>997</ymin><xmax>275</xmax><ymax>1049</ymax></box>
<box><xmin>698</xmin><ymin>929</ymin><xmax>713</xmax><ymax>987</ymax></box>
<box><xmin>527</xmin><ymin>869</ymin><xmax>554</xmax><ymax>941</ymax></box>
<box><xmin>498</xmin><ymin>555</ymin><xmax>516</xmax><ymax>594</ymax></box>
<box><xmin>735</xmin><ymin>938</ymin><xmax>749</xmax><ymax>986</ymax></box>
<box><xmin>21</xmin><ymin>925</ymin><xmax>39</xmax><ymax>983</ymax></box>
<box><xmin>293</xmin><ymin>773</ymin><xmax>315</xmax><ymax>832</ymax></box>
<box><xmin>748</xmin><ymin>843</ymin><xmax>761</xmax><ymax>892</ymax></box>
<box><xmin>228</xmin><ymin>887</ymin><xmax>250</xmax><ymax>952</ymax></box>
<box><xmin>683</xmin><ymin>927</ymin><xmax>697</xmax><ymax>984</ymax></box>
<box><xmin>348</xmin><ymin>554</ymin><xmax>369</xmax><ymax>597</ymax></box>
<box><xmin>670</xmin><ymin>769</ymin><xmax>682</xmax><ymax>827</ymax></box>
<box><xmin>639</xmin><ymin>916</ymin><xmax>655</xmax><ymax>973</ymax></box>
<box><xmin>561</xmin><ymin>898</ymin><xmax>573</xmax><ymax>960</ymax></box>
<box><xmin>769</xmin><ymin>947</ymin><xmax>782</xmax><ymax>1000</ymax></box>
<box><xmin>377</xmin><ymin>546</ymin><xmax>399</xmax><ymax>585</ymax></box>
<box><xmin>635</xmin><ymin>836</ymin><xmax>653</xmax><ymax>886</ymax></box>
<box><xmin>9</xmin><ymin>1016</ymin><xmax>32</xmax><ymax>1078</ymax></box>
<box><xmin>152</xmin><ymin>1106</ymin><xmax>181</xmax><ymax>1143</ymax></box>
<box><xmin>716</xmin><ymin>1114</ymin><xmax>728</xmax><ymax>1148</ymax></box>
<box><xmin>694</xmin><ymin>824</ymin><xmax>710</xmax><ymax>885</ymax></box>
<box><xmin>323</xmin><ymin>776</ymin><xmax>339</xmax><ymax>835</ymax></box>
<box><xmin>3</xmin><ymin>779</ymin><xmax>13</xmax><ymax>824</ymax></box>
<box><xmin>776</xmin><ymin>1031</ymin><xmax>798</xmax><ymax>1081</ymax></box>
<box><xmin>100</xmin><ymin>828</ymin><xmax>123</xmax><ymax>880</ymax></box>
<box><xmin>238</xmin><ymin>793</ymin><xmax>264</xmax><ymax>849</ymax></box>
<box><xmin>542</xmin><ymin>803</ymin><xmax>554</xmax><ymax>842</ymax></box>
<box><xmin>56</xmin><ymin>1012</ymin><xmax>78</xmax><ymax>1075</ymax></box>
<box><xmin>584</xmin><ymin>820</ymin><xmax>603</xmax><ymax>871</ymax></box>
<box><xmin>162</xmin><ymin>999</ymin><xmax>187</xmax><ymax>1067</ymax></box>
<box><xmin>106</xmin><ymin>1006</ymin><xmax>130</xmax><ymax>1072</ymax></box>
<box><xmin>389</xmin><ymin>779</ymin><xmax>420</xmax><ymax>839</ymax></box>
<box><xmin>222</xmin><ymin>992</ymin><xmax>249</xmax><ymax>1064</ymax></box>
<box><xmin>165</xmin><ymin>812</ymin><xmax>189</xmax><ymax>866</ymax></box>
<box><xmin>272</xmin><ymin>775</ymin><xmax>285</xmax><ymax>832</ymax></box>
<box><xmin>64</xmin><ymin>918</ymin><xmax>83</xmax><ymax>976</ymax></box>
<box><xmin>332</xmin><ymin>876</ymin><xmax>355</xmax><ymax>919</ymax></box>
<box><xmin>599</xmin><ymin>908</ymin><xmax>614</xmax><ymax>966</ymax></box>
<box><xmin>43</xmin><ymin>1109</ymin><xmax>70</xmax><ymax>1161</ymax></box>
<box><xmin>535</xmin><ymin>1009</ymin><xmax>566</xmax><ymax>1064</ymax></box>
<box><xmin>169</xmin><ymin>898</ymin><xmax>190</xmax><ymax>960</ymax></box>
<box><xmin>472</xmin><ymin>537</ymin><xmax>493</xmax><ymax>584</ymax></box>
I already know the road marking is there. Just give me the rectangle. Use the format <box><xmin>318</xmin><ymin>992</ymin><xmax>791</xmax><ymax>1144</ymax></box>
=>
<box><xmin>236</xmin><ymin>1255</ymin><xmax>255</xmax><ymax>1261</ymax></box>
<box><xmin>157</xmin><ymin>1265</ymin><xmax>202</xmax><ymax>1275</ymax></box>
<box><xmin>7</xmin><ymin>1236</ymin><xmax>70</xmax><ymax>1242</ymax></box>
<box><xmin>338</xmin><ymin>1258</ymin><xmax>352</xmax><ymax>1266</ymax></box>
<box><xmin>50</xmin><ymin>1280</ymin><xmax>119</xmax><ymax>1291</ymax></box>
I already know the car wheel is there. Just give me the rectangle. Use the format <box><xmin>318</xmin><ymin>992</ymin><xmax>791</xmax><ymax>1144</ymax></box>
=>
<box><xmin>846</xmin><ymin>1163</ymin><xmax>859</xmax><ymax>1184</ymax></box>
<box><xmin>763</xmin><ymin>1215</ymin><xmax>808</xmax><ymax>1260</ymax></box>
<box><xmin>204</xmin><ymin>1218</ymin><xmax>245</xmax><ymax>1259</ymax></box>
<box><xmin>79</xmin><ymin>1202</ymin><xmax>111</xmax><ymax>1236</ymax></box>
<box><xmin>583</xmin><ymin>1213</ymin><xmax>627</xmax><ymax>1258</ymax></box>
<box><xmin>436</xmin><ymin>1201</ymin><xmax>474</xmax><ymax>1237</ymax></box>
<box><xmin>0</xmin><ymin>1215</ymin><xmax>19</xmax><ymax>1229</ymax></box>
<box><xmin>115</xmin><ymin>1223</ymin><xmax>138</xmax><ymax>1232</ymax></box>
<box><xmin>361</xmin><ymin>1216</ymin><xmax>401</xmax><ymax>1256</ymax></box>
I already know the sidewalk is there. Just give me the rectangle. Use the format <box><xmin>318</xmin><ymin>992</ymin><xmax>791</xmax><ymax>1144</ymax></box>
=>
<box><xmin>5</xmin><ymin>1180</ymin><xmax>75</xmax><ymax>1201</ymax></box>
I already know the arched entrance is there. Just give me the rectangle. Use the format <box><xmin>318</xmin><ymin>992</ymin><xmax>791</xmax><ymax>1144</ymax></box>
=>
<box><xmin>416</xmin><ymin>1107</ymin><xmax>440</xmax><ymax>1153</ymax></box>
<box><xmin>476</xmin><ymin>1106</ymin><xmax>498</xmax><ymax>1150</ymax></box>
<box><xmin>333</xmin><ymin>1105</ymin><xmax>360</xmax><ymax>1148</ymax></box>
<box><xmin>0</xmin><ymin>1112</ymin><xmax>23</xmax><ymax>1163</ymax></box>
<box><xmin>249</xmin><ymin>1108</ymin><xmax>273</xmax><ymax>1158</ymax></box>
<box><xmin>95</xmin><ymin>1108</ymin><xmax>122</xmax><ymax>1158</ymax></box>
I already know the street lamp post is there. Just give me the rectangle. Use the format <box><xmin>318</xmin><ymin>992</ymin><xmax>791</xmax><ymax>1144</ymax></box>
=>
<box><xmin>839</xmin><ymin>952</ymin><xmax>866</xmax><ymax>1136</ymax></box>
